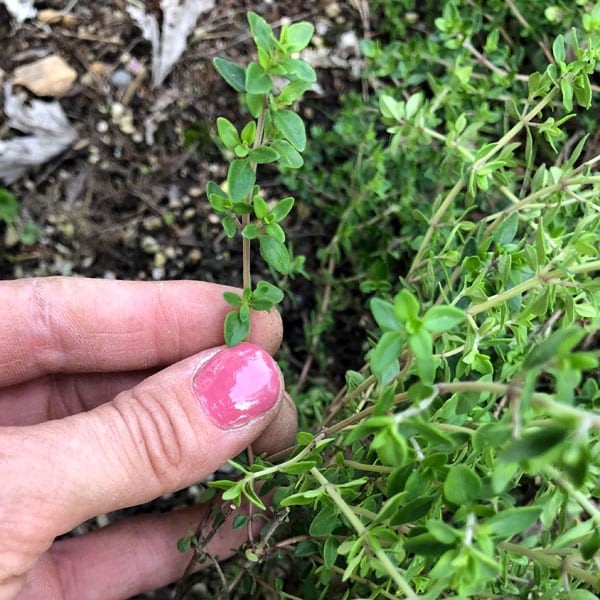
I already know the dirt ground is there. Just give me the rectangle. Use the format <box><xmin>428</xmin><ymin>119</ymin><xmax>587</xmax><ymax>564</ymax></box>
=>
<box><xmin>0</xmin><ymin>1</ymin><xmax>367</xmax><ymax>597</ymax></box>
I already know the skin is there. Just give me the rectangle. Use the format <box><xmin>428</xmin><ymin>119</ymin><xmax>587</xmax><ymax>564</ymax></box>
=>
<box><xmin>0</xmin><ymin>277</ymin><xmax>297</xmax><ymax>600</ymax></box>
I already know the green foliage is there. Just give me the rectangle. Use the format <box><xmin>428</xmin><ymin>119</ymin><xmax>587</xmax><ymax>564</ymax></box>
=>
<box><xmin>0</xmin><ymin>188</ymin><xmax>19</xmax><ymax>225</ymax></box>
<box><xmin>208</xmin><ymin>11</ymin><xmax>313</xmax><ymax>345</ymax></box>
<box><xmin>190</xmin><ymin>3</ymin><xmax>600</xmax><ymax>599</ymax></box>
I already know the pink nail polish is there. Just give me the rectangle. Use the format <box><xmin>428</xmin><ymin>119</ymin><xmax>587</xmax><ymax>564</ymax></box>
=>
<box><xmin>193</xmin><ymin>343</ymin><xmax>281</xmax><ymax>430</ymax></box>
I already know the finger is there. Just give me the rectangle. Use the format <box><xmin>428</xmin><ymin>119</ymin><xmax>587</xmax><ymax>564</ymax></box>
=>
<box><xmin>0</xmin><ymin>371</ymin><xmax>151</xmax><ymax>426</ymax></box>
<box><xmin>18</xmin><ymin>499</ymin><xmax>269</xmax><ymax>600</ymax></box>
<box><xmin>0</xmin><ymin>277</ymin><xmax>282</xmax><ymax>386</ymax></box>
<box><xmin>0</xmin><ymin>343</ymin><xmax>295</xmax><ymax>585</ymax></box>
<box><xmin>252</xmin><ymin>392</ymin><xmax>297</xmax><ymax>457</ymax></box>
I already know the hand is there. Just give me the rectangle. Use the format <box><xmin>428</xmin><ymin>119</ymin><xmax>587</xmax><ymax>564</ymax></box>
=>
<box><xmin>0</xmin><ymin>277</ymin><xmax>297</xmax><ymax>599</ymax></box>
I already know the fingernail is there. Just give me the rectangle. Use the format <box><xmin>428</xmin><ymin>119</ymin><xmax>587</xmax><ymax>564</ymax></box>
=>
<box><xmin>193</xmin><ymin>342</ymin><xmax>281</xmax><ymax>430</ymax></box>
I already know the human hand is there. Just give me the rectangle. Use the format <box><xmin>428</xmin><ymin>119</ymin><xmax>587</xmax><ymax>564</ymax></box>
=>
<box><xmin>0</xmin><ymin>277</ymin><xmax>297</xmax><ymax>599</ymax></box>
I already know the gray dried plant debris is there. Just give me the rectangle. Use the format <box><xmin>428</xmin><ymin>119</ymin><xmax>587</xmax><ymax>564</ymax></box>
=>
<box><xmin>1</xmin><ymin>0</ymin><xmax>37</xmax><ymax>23</ymax></box>
<box><xmin>0</xmin><ymin>84</ymin><xmax>77</xmax><ymax>184</ymax></box>
<box><xmin>127</xmin><ymin>0</ymin><xmax>215</xmax><ymax>88</ymax></box>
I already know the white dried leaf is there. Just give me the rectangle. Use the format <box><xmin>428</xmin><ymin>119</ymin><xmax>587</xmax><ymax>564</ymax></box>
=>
<box><xmin>1</xmin><ymin>0</ymin><xmax>37</xmax><ymax>23</ymax></box>
<box><xmin>0</xmin><ymin>83</ymin><xmax>77</xmax><ymax>184</ymax></box>
<box><xmin>127</xmin><ymin>0</ymin><xmax>215</xmax><ymax>88</ymax></box>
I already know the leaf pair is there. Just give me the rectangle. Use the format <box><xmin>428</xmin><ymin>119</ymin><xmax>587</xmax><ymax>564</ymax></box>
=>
<box><xmin>370</xmin><ymin>290</ymin><xmax>465</xmax><ymax>385</ymax></box>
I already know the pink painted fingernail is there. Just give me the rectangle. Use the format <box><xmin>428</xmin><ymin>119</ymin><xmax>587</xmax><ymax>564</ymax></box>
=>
<box><xmin>193</xmin><ymin>343</ymin><xmax>281</xmax><ymax>430</ymax></box>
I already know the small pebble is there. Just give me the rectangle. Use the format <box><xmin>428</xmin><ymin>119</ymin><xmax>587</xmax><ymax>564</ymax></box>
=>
<box><xmin>111</xmin><ymin>102</ymin><xmax>125</xmax><ymax>120</ymax></box>
<box><xmin>152</xmin><ymin>266</ymin><xmax>165</xmax><ymax>280</ymax></box>
<box><xmin>142</xmin><ymin>215</ymin><xmax>163</xmax><ymax>232</ymax></box>
<box><xmin>4</xmin><ymin>225</ymin><xmax>20</xmax><ymax>248</ymax></box>
<box><xmin>96</xmin><ymin>120</ymin><xmax>109</xmax><ymax>133</ymax></box>
<box><xmin>187</xmin><ymin>249</ymin><xmax>202</xmax><ymax>263</ymax></box>
<box><xmin>140</xmin><ymin>235</ymin><xmax>160</xmax><ymax>254</ymax></box>
<box><xmin>111</xmin><ymin>69</ymin><xmax>132</xmax><ymax>88</ymax></box>
<box><xmin>183</xmin><ymin>207</ymin><xmax>196</xmax><ymax>221</ymax></box>
<box><xmin>153</xmin><ymin>251</ymin><xmax>167</xmax><ymax>268</ymax></box>
<box><xmin>168</xmin><ymin>196</ymin><xmax>183</xmax><ymax>210</ymax></box>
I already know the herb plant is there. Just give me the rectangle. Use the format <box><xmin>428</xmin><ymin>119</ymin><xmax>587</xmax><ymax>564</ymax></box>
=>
<box><xmin>205</xmin><ymin>11</ymin><xmax>314</xmax><ymax>346</ymax></box>
<box><xmin>179</xmin><ymin>3</ymin><xmax>600</xmax><ymax>599</ymax></box>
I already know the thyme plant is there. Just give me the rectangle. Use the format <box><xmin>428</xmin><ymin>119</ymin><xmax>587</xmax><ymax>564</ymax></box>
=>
<box><xmin>179</xmin><ymin>4</ymin><xmax>600</xmax><ymax>599</ymax></box>
<box><xmin>206</xmin><ymin>12</ymin><xmax>314</xmax><ymax>346</ymax></box>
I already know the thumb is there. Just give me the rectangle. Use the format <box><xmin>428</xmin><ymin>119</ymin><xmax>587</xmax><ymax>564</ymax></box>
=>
<box><xmin>3</xmin><ymin>343</ymin><xmax>285</xmax><ymax>541</ymax></box>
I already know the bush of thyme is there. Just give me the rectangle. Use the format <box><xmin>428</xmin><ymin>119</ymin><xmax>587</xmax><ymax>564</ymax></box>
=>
<box><xmin>179</xmin><ymin>3</ymin><xmax>600</xmax><ymax>598</ymax></box>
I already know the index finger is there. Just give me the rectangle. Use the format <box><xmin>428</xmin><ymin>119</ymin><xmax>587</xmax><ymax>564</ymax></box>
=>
<box><xmin>0</xmin><ymin>277</ymin><xmax>282</xmax><ymax>386</ymax></box>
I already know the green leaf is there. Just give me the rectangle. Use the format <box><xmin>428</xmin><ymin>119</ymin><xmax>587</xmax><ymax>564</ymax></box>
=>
<box><xmin>224</xmin><ymin>310</ymin><xmax>250</xmax><ymax>346</ymax></box>
<box><xmin>371</xmin><ymin>298</ymin><xmax>402</xmax><ymax>331</ymax></box>
<box><xmin>231</xmin><ymin>201</ymin><xmax>254</xmax><ymax>215</ymax></box>
<box><xmin>271</xmin><ymin>196</ymin><xmax>294</xmax><ymax>222</ymax></box>
<box><xmin>552</xmin><ymin>34</ymin><xmax>566</xmax><ymax>64</ymax></box>
<box><xmin>580</xmin><ymin>528</ymin><xmax>600</xmax><ymax>560</ymax></box>
<box><xmin>574</xmin><ymin>73</ymin><xmax>592</xmax><ymax>108</ymax></box>
<box><xmin>524</xmin><ymin>327</ymin><xmax>586</xmax><ymax>370</ymax></box>
<box><xmin>271</xmin><ymin>139</ymin><xmax>304</xmax><ymax>168</ymax></box>
<box><xmin>227</xmin><ymin>159</ymin><xmax>256</xmax><ymax>201</ymax></box>
<box><xmin>310</xmin><ymin>505</ymin><xmax>338</xmax><ymax>536</ymax></box>
<box><xmin>408</xmin><ymin>329</ymin><xmax>434</xmax><ymax>382</ymax></box>
<box><xmin>323</xmin><ymin>537</ymin><xmax>339</xmax><ymax>570</ymax></box>
<box><xmin>221</xmin><ymin>482</ymin><xmax>243</xmax><ymax>502</ymax></box>
<box><xmin>281</xmin><ymin>22</ymin><xmax>314</xmax><ymax>53</ymax></box>
<box><xmin>177</xmin><ymin>535</ymin><xmax>192</xmax><ymax>552</ymax></box>
<box><xmin>280</xmin><ymin>460</ymin><xmax>317</xmax><ymax>475</ymax></box>
<box><xmin>427</xmin><ymin>520</ymin><xmax>459</xmax><ymax>545</ymax></box>
<box><xmin>222</xmin><ymin>215</ymin><xmax>237</xmax><ymax>238</ymax></box>
<box><xmin>223</xmin><ymin>291</ymin><xmax>243</xmax><ymax>307</ymax></box>
<box><xmin>278</xmin><ymin>80</ymin><xmax>313</xmax><ymax>105</ymax></box>
<box><xmin>473</xmin><ymin>423</ymin><xmax>512</xmax><ymax>452</ymax></box>
<box><xmin>494</xmin><ymin>212</ymin><xmax>519</xmax><ymax>246</ymax></box>
<box><xmin>371</xmin><ymin>331</ymin><xmax>403</xmax><ymax>383</ymax></box>
<box><xmin>206</xmin><ymin>181</ymin><xmax>229</xmax><ymax>213</ymax></box>
<box><xmin>232</xmin><ymin>514</ymin><xmax>249</xmax><ymax>530</ymax></box>
<box><xmin>254</xmin><ymin>196</ymin><xmax>269</xmax><ymax>219</ymax></box>
<box><xmin>246</xmin><ymin>61</ymin><xmax>272</xmax><ymax>94</ymax></box>
<box><xmin>249</xmin><ymin>146</ymin><xmax>279</xmax><ymax>163</ymax></box>
<box><xmin>372</xmin><ymin>426</ymin><xmax>407</xmax><ymax>467</ymax></box>
<box><xmin>280</xmin><ymin>58</ymin><xmax>317</xmax><ymax>83</ymax></box>
<box><xmin>248</xmin><ymin>11</ymin><xmax>276</xmax><ymax>55</ymax></box>
<box><xmin>0</xmin><ymin>189</ymin><xmax>19</xmax><ymax>225</ymax></box>
<box><xmin>265</xmin><ymin>222</ymin><xmax>285</xmax><ymax>243</ymax></box>
<box><xmin>241</xmin><ymin>483</ymin><xmax>266</xmax><ymax>510</ymax></box>
<box><xmin>253</xmin><ymin>280</ymin><xmax>284</xmax><ymax>308</ymax></box>
<box><xmin>259</xmin><ymin>235</ymin><xmax>290</xmax><ymax>274</ymax></box>
<box><xmin>568</xmin><ymin>592</ymin><xmax>600</xmax><ymax>600</ymax></box>
<box><xmin>242</xmin><ymin>223</ymin><xmax>260</xmax><ymax>239</ymax></box>
<box><xmin>422</xmin><ymin>305</ymin><xmax>464</xmax><ymax>333</ymax></box>
<box><xmin>394</xmin><ymin>290</ymin><xmax>420</xmax><ymax>324</ymax></box>
<box><xmin>240</xmin><ymin>121</ymin><xmax>256</xmax><ymax>145</ymax></box>
<box><xmin>443</xmin><ymin>465</ymin><xmax>481</xmax><ymax>505</ymax></box>
<box><xmin>246</xmin><ymin>92</ymin><xmax>264</xmax><ymax>118</ymax></box>
<box><xmin>487</xmin><ymin>506</ymin><xmax>542</xmax><ymax>539</ymax></box>
<box><xmin>273</xmin><ymin>109</ymin><xmax>307</xmax><ymax>151</ymax></box>
<box><xmin>213</xmin><ymin>57</ymin><xmax>246</xmax><ymax>92</ymax></box>
<box><xmin>216</xmin><ymin>117</ymin><xmax>240</xmax><ymax>149</ymax></box>
<box><xmin>561</xmin><ymin>78</ymin><xmax>573</xmax><ymax>112</ymax></box>
<box><xmin>499</xmin><ymin>426</ymin><xmax>569</xmax><ymax>462</ymax></box>
<box><xmin>391</xmin><ymin>496</ymin><xmax>434</xmax><ymax>525</ymax></box>
<box><xmin>404</xmin><ymin>533</ymin><xmax>453</xmax><ymax>556</ymax></box>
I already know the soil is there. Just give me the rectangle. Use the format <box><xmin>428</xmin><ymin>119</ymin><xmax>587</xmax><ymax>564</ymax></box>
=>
<box><xmin>0</xmin><ymin>1</ymin><xmax>368</xmax><ymax>597</ymax></box>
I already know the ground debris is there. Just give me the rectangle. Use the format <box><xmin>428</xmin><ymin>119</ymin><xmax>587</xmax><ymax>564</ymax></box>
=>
<box><xmin>1</xmin><ymin>0</ymin><xmax>36</xmax><ymax>23</ymax></box>
<box><xmin>12</xmin><ymin>55</ymin><xmax>78</xmax><ymax>97</ymax></box>
<box><xmin>126</xmin><ymin>0</ymin><xmax>216</xmax><ymax>88</ymax></box>
<box><xmin>0</xmin><ymin>83</ymin><xmax>77</xmax><ymax>184</ymax></box>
